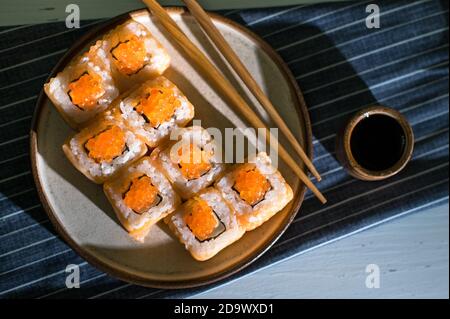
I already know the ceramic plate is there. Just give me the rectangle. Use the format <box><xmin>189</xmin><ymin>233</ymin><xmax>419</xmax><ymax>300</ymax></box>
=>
<box><xmin>30</xmin><ymin>8</ymin><xmax>312</xmax><ymax>288</ymax></box>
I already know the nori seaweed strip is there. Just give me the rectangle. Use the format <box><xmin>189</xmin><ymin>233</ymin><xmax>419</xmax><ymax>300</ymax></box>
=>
<box><xmin>132</xmin><ymin>90</ymin><xmax>166</xmax><ymax>129</ymax></box>
<box><xmin>110</xmin><ymin>39</ymin><xmax>148</xmax><ymax>76</ymax></box>
<box><xmin>83</xmin><ymin>126</ymin><xmax>128</xmax><ymax>163</ymax></box>
<box><xmin>83</xmin><ymin>125</ymin><xmax>112</xmax><ymax>156</ymax></box>
<box><xmin>122</xmin><ymin>175</ymin><xmax>163</xmax><ymax>214</ymax></box>
<box><xmin>186</xmin><ymin>210</ymin><xmax>226</xmax><ymax>243</ymax></box>
<box><xmin>231</xmin><ymin>168</ymin><xmax>272</xmax><ymax>208</ymax></box>
<box><xmin>177</xmin><ymin>163</ymin><xmax>212</xmax><ymax>181</ymax></box>
<box><xmin>249</xmin><ymin>184</ymin><xmax>273</xmax><ymax>208</ymax></box>
<box><xmin>113</xmin><ymin>145</ymin><xmax>129</xmax><ymax>161</ymax></box>
<box><xmin>67</xmin><ymin>71</ymin><xmax>99</xmax><ymax>110</ymax></box>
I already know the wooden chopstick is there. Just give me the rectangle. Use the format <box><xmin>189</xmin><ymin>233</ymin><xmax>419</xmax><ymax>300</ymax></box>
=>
<box><xmin>142</xmin><ymin>0</ymin><xmax>326</xmax><ymax>204</ymax></box>
<box><xmin>181</xmin><ymin>0</ymin><xmax>321</xmax><ymax>182</ymax></box>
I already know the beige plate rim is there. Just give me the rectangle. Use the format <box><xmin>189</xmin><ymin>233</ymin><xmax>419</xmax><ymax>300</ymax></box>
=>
<box><xmin>29</xmin><ymin>7</ymin><xmax>313</xmax><ymax>289</ymax></box>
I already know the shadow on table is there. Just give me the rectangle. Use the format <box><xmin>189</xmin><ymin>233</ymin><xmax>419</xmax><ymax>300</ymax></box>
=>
<box><xmin>256</xmin><ymin>23</ymin><xmax>378</xmax><ymax>164</ymax></box>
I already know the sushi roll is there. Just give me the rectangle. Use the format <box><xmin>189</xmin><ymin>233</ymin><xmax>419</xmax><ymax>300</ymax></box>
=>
<box><xmin>155</xmin><ymin>126</ymin><xmax>225</xmax><ymax>200</ymax></box>
<box><xmin>102</xmin><ymin>20</ymin><xmax>170</xmax><ymax>91</ymax></box>
<box><xmin>62</xmin><ymin>110</ymin><xmax>147</xmax><ymax>184</ymax></box>
<box><xmin>104</xmin><ymin>156</ymin><xmax>180</xmax><ymax>242</ymax></box>
<box><xmin>215</xmin><ymin>152</ymin><xmax>293</xmax><ymax>231</ymax></box>
<box><xmin>44</xmin><ymin>41</ymin><xmax>119</xmax><ymax>129</ymax></box>
<box><xmin>165</xmin><ymin>187</ymin><xmax>245</xmax><ymax>261</ymax></box>
<box><xmin>112</xmin><ymin>76</ymin><xmax>194</xmax><ymax>147</ymax></box>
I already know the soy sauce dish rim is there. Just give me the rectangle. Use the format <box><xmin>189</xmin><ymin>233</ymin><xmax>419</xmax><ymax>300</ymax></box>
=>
<box><xmin>342</xmin><ymin>106</ymin><xmax>414</xmax><ymax>181</ymax></box>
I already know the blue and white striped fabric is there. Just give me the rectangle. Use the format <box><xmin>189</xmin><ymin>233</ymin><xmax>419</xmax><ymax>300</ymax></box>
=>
<box><xmin>0</xmin><ymin>0</ymin><xmax>448</xmax><ymax>298</ymax></box>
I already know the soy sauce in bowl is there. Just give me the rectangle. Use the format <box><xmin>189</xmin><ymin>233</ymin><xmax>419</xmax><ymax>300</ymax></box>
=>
<box><xmin>336</xmin><ymin>106</ymin><xmax>414</xmax><ymax>181</ymax></box>
<box><xmin>350</xmin><ymin>114</ymin><xmax>406</xmax><ymax>171</ymax></box>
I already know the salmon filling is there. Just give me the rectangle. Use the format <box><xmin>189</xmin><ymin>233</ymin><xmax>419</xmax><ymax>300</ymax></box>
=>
<box><xmin>110</xmin><ymin>35</ymin><xmax>147</xmax><ymax>75</ymax></box>
<box><xmin>123</xmin><ymin>176</ymin><xmax>160</xmax><ymax>214</ymax></box>
<box><xmin>134</xmin><ymin>88</ymin><xmax>180</xmax><ymax>128</ymax></box>
<box><xmin>184</xmin><ymin>198</ymin><xmax>224</xmax><ymax>242</ymax></box>
<box><xmin>177</xmin><ymin>143</ymin><xmax>212</xmax><ymax>180</ymax></box>
<box><xmin>68</xmin><ymin>72</ymin><xmax>105</xmax><ymax>110</ymax></box>
<box><xmin>85</xmin><ymin>126</ymin><xmax>126</xmax><ymax>163</ymax></box>
<box><xmin>233</xmin><ymin>168</ymin><xmax>271</xmax><ymax>206</ymax></box>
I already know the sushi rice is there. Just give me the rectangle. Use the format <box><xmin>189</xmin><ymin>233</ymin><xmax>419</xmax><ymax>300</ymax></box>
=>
<box><xmin>104</xmin><ymin>157</ymin><xmax>180</xmax><ymax>242</ymax></box>
<box><xmin>63</xmin><ymin>110</ymin><xmax>147</xmax><ymax>184</ymax></box>
<box><xmin>156</xmin><ymin>126</ymin><xmax>226</xmax><ymax>200</ymax></box>
<box><xmin>215</xmin><ymin>152</ymin><xmax>293</xmax><ymax>231</ymax></box>
<box><xmin>44</xmin><ymin>41</ymin><xmax>119</xmax><ymax>129</ymax></box>
<box><xmin>45</xmin><ymin>19</ymin><xmax>170</xmax><ymax>130</ymax></box>
<box><xmin>165</xmin><ymin>187</ymin><xmax>245</xmax><ymax>261</ymax></box>
<box><xmin>102</xmin><ymin>20</ymin><xmax>170</xmax><ymax>91</ymax></box>
<box><xmin>117</xmin><ymin>76</ymin><xmax>195</xmax><ymax>147</ymax></box>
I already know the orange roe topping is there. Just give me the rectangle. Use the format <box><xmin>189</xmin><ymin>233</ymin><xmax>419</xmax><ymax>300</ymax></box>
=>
<box><xmin>234</xmin><ymin>168</ymin><xmax>271</xmax><ymax>206</ymax></box>
<box><xmin>184</xmin><ymin>198</ymin><xmax>217</xmax><ymax>241</ymax></box>
<box><xmin>177</xmin><ymin>143</ymin><xmax>212</xmax><ymax>180</ymax></box>
<box><xmin>111</xmin><ymin>35</ymin><xmax>147</xmax><ymax>75</ymax></box>
<box><xmin>123</xmin><ymin>176</ymin><xmax>159</xmax><ymax>214</ymax></box>
<box><xmin>134</xmin><ymin>87</ymin><xmax>180</xmax><ymax>128</ymax></box>
<box><xmin>68</xmin><ymin>73</ymin><xmax>105</xmax><ymax>110</ymax></box>
<box><xmin>85</xmin><ymin>126</ymin><xmax>126</xmax><ymax>163</ymax></box>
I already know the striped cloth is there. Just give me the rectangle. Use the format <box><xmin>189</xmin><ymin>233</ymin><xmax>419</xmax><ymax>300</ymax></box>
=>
<box><xmin>0</xmin><ymin>0</ymin><xmax>448</xmax><ymax>299</ymax></box>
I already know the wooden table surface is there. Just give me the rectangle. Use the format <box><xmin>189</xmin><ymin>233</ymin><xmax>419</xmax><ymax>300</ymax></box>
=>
<box><xmin>193</xmin><ymin>204</ymin><xmax>449</xmax><ymax>298</ymax></box>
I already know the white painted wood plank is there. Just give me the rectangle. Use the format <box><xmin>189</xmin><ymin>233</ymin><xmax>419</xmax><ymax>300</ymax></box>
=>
<box><xmin>192</xmin><ymin>204</ymin><xmax>449</xmax><ymax>298</ymax></box>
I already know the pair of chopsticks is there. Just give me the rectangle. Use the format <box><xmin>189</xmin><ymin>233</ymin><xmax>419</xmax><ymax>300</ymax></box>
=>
<box><xmin>142</xmin><ymin>0</ymin><xmax>326</xmax><ymax>204</ymax></box>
